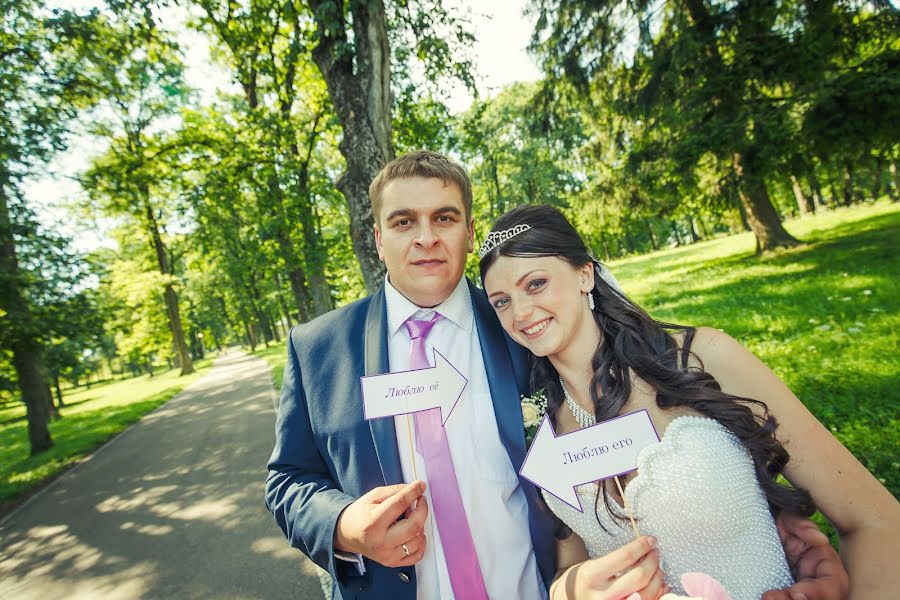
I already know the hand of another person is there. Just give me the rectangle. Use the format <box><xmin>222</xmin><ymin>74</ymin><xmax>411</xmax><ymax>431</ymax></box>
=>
<box><xmin>573</xmin><ymin>536</ymin><xmax>669</xmax><ymax>599</ymax></box>
<box><xmin>761</xmin><ymin>513</ymin><xmax>849</xmax><ymax>600</ymax></box>
<box><xmin>334</xmin><ymin>481</ymin><xmax>429</xmax><ymax>568</ymax></box>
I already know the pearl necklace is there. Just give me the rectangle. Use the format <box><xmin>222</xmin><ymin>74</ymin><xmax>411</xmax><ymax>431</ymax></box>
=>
<box><xmin>559</xmin><ymin>377</ymin><xmax>595</xmax><ymax>428</ymax></box>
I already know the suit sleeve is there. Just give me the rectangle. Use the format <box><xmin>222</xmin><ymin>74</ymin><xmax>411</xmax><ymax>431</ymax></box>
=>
<box><xmin>264</xmin><ymin>328</ymin><xmax>362</xmax><ymax>586</ymax></box>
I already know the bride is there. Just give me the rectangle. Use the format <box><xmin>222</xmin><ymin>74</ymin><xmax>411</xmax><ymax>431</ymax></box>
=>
<box><xmin>479</xmin><ymin>204</ymin><xmax>899</xmax><ymax>599</ymax></box>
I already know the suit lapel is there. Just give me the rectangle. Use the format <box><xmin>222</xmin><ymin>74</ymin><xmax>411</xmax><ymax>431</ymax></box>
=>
<box><xmin>364</xmin><ymin>289</ymin><xmax>404</xmax><ymax>485</ymax></box>
<box><xmin>469</xmin><ymin>282</ymin><xmax>527</xmax><ymax>472</ymax></box>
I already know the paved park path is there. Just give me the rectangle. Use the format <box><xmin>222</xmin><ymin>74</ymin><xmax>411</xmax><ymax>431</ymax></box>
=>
<box><xmin>0</xmin><ymin>351</ymin><xmax>328</xmax><ymax>600</ymax></box>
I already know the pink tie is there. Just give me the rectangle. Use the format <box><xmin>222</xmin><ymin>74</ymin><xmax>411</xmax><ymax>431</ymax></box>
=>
<box><xmin>405</xmin><ymin>314</ymin><xmax>488</xmax><ymax>600</ymax></box>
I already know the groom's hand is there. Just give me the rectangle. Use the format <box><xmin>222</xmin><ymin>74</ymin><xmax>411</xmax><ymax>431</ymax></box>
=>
<box><xmin>334</xmin><ymin>481</ymin><xmax>429</xmax><ymax>567</ymax></box>
<box><xmin>761</xmin><ymin>513</ymin><xmax>849</xmax><ymax>600</ymax></box>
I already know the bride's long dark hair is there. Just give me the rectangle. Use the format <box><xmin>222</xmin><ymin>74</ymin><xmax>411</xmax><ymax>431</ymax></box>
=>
<box><xmin>479</xmin><ymin>205</ymin><xmax>814</xmax><ymax>534</ymax></box>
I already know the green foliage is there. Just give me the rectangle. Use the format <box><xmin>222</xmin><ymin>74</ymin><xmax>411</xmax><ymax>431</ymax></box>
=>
<box><xmin>461</xmin><ymin>81</ymin><xmax>587</xmax><ymax>224</ymax></box>
<box><xmin>802</xmin><ymin>10</ymin><xmax>900</xmax><ymax>161</ymax></box>
<box><xmin>527</xmin><ymin>0</ymin><xmax>900</xmax><ymax>251</ymax></box>
<box><xmin>0</xmin><ymin>1</ymin><xmax>104</xmax><ymax>177</ymax></box>
<box><xmin>101</xmin><ymin>238</ymin><xmax>175</xmax><ymax>365</ymax></box>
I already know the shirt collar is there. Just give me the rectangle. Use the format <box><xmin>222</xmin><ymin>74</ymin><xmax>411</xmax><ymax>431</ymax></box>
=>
<box><xmin>384</xmin><ymin>274</ymin><xmax>473</xmax><ymax>336</ymax></box>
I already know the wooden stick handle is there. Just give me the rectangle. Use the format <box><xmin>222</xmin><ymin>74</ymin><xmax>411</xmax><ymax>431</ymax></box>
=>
<box><xmin>614</xmin><ymin>475</ymin><xmax>640</xmax><ymax>539</ymax></box>
<box><xmin>406</xmin><ymin>414</ymin><xmax>418</xmax><ymax>481</ymax></box>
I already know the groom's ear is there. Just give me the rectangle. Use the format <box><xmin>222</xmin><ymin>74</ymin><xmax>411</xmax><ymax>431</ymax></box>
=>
<box><xmin>374</xmin><ymin>224</ymin><xmax>385</xmax><ymax>261</ymax></box>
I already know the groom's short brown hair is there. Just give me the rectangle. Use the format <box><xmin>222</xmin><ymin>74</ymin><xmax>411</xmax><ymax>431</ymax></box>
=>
<box><xmin>369</xmin><ymin>150</ymin><xmax>473</xmax><ymax>223</ymax></box>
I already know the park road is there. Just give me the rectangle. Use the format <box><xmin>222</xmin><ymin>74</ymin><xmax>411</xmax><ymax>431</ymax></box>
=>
<box><xmin>0</xmin><ymin>351</ymin><xmax>329</xmax><ymax>600</ymax></box>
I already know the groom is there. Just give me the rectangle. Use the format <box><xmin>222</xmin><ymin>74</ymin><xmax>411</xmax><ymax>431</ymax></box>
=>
<box><xmin>265</xmin><ymin>150</ymin><xmax>847</xmax><ymax>600</ymax></box>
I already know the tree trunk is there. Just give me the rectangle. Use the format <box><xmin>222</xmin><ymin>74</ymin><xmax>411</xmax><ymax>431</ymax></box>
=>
<box><xmin>54</xmin><ymin>374</ymin><xmax>65</xmax><ymax>407</ymax></box>
<box><xmin>273</xmin><ymin>277</ymin><xmax>294</xmax><ymax>331</ymax></box>
<box><xmin>688</xmin><ymin>216</ymin><xmax>701</xmax><ymax>243</ymax></box>
<box><xmin>829</xmin><ymin>175</ymin><xmax>840</xmax><ymax>207</ymax></box>
<box><xmin>217</xmin><ymin>5</ymin><xmax>321</xmax><ymax>323</ymax></box>
<box><xmin>490</xmin><ymin>155</ymin><xmax>503</xmax><ymax>218</ymax></box>
<box><xmin>732</xmin><ymin>153</ymin><xmax>800</xmax><ymax>252</ymax></box>
<box><xmin>11</xmin><ymin>345</ymin><xmax>54</xmax><ymax>453</ymax></box>
<box><xmin>278</xmin><ymin>5</ymin><xmax>333</xmax><ymax>317</ymax></box>
<box><xmin>809</xmin><ymin>171</ymin><xmax>824</xmax><ymax>211</ymax></box>
<box><xmin>270</xmin><ymin>313</ymin><xmax>281</xmax><ymax>343</ymax></box>
<box><xmin>247</xmin><ymin>281</ymin><xmax>274</xmax><ymax>343</ymax></box>
<box><xmin>735</xmin><ymin>195</ymin><xmax>751</xmax><ymax>232</ymax></box>
<box><xmin>243</xmin><ymin>320</ymin><xmax>256</xmax><ymax>351</ymax></box>
<box><xmin>309</xmin><ymin>0</ymin><xmax>392</xmax><ymax>293</ymax></box>
<box><xmin>45</xmin><ymin>382</ymin><xmax>60</xmax><ymax>420</ymax></box>
<box><xmin>870</xmin><ymin>156</ymin><xmax>883</xmax><ymax>199</ymax></box>
<box><xmin>302</xmin><ymin>205</ymin><xmax>334</xmax><ymax>316</ymax></box>
<box><xmin>0</xmin><ymin>178</ymin><xmax>53</xmax><ymax>454</ymax></box>
<box><xmin>276</xmin><ymin>228</ymin><xmax>313</xmax><ymax>322</ymax></box>
<box><xmin>670</xmin><ymin>222</ymin><xmax>682</xmax><ymax>246</ymax></box>
<box><xmin>698</xmin><ymin>216</ymin><xmax>709</xmax><ymax>238</ymax></box>
<box><xmin>684</xmin><ymin>0</ymin><xmax>794</xmax><ymax>252</ymax></box>
<box><xmin>286</xmin><ymin>112</ymin><xmax>334</xmax><ymax>317</ymax></box>
<box><xmin>791</xmin><ymin>175</ymin><xmax>813</xmax><ymax>215</ymax></box>
<box><xmin>142</xmin><ymin>194</ymin><xmax>194</xmax><ymax>375</ymax></box>
<box><xmin>646</xmin><ymin>221</ymin><xmax>658</xmax><ymax>251</ymax></box>
<box><xmin>891</xmin><ymin>158</ymin><xmax>899</xmax><ymax>201</ymax></box>
<box><xmin>842</xmin><ymin>162</ymin><xmax>855</xmax><ymax>206</ymax></box>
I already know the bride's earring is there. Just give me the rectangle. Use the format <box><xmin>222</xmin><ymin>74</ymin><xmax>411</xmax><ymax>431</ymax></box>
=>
<box><xmin>587</xmin><ymin>291</ymin><xmax>595</xmax><ymax>311</ymax></box>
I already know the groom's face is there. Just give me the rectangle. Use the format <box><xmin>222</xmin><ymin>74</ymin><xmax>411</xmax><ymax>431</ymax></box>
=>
<box><xmin>374</xmin><ymin>176</ymin><xmax>475</xmax><ymax>308</ymax></box>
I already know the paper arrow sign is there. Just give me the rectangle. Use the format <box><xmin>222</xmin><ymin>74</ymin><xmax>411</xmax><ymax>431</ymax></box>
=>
<box><xmin>520</xmin><ymin>409</ymin><xmax>660</xmax><ymax>512</ymax></box>
<box><xmin>361</xmin><ymin>349</ymin><xmax>467</xmax><ymax>424</ymax></box>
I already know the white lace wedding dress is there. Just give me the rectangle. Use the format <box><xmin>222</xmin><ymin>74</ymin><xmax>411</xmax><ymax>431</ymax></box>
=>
<box><xmin>542</xmin><ymin>416</ymin><xmax>794</xmax><ymax>600</ymax></box>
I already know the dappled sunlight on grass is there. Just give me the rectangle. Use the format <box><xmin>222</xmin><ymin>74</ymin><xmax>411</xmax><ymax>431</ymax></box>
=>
<box><xmin>0</xmin><ymin>358</ymin><xmax>215</xmax><ymax>505</ymax></box>
<box><xmin>609</xmin><ymin>202</ymin><xmax>899</xmax><ymax>496</ymax></box>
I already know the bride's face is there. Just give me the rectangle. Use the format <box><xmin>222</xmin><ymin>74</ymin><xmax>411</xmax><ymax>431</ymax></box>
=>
<box><xmin>483</xmin><ymin>255</ymin><xmax>595</xmax><ymax>358</ymax></box>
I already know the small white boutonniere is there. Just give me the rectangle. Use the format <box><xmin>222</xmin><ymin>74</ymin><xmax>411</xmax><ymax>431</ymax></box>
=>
<box><xmin>521</xmin><ymin>389</ymin><xmax>548</xmax><ymax>448</ymax></box>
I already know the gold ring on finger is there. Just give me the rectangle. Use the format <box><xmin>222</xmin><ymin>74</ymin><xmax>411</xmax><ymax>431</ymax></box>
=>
<box><xmin>402</xmin><ymin>543</ymin><xmax>410</xmax><ymax>557</ymax></box>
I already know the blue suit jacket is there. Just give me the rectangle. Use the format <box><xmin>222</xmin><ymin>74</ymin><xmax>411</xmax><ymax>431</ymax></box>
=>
<box><xmin>265</xmin><ymin>281</ymin><xmax>557</xmax><ymax>599</ymax></box>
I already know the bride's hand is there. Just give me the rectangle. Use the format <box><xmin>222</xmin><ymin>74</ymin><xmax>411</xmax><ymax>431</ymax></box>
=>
<box><xmin>573</xmin><ymin>536</ymin><xmax>669</xmax><ymax>599</ymax></box>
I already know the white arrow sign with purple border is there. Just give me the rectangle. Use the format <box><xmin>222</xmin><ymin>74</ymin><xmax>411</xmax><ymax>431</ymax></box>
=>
<box><xmin>361</xmin><ymin>349</ymin><xmax>467</xmax><ymax>424</ymax></box>
<box><xmin>520</xmin><ymin>409</ymin><xmax>661</xmax><ymax>512</ymax></box>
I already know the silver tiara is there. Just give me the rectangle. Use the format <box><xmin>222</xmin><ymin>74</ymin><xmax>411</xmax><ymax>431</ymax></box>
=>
<box><xmin>478</xmin><ymin>224</ymin><xmax>532</xmax><ymax>259</ymax></box>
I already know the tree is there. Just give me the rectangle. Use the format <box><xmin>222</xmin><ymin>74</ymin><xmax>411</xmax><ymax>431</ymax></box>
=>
<box><xmin>192</xmin><ymin>1</ymin><xmax>349</xmax><ymax>318</ymax></box>
<box><xmin>0</xmin><ymin>2</ymin><xmax>106</xmax><ymax>453</ymax></box>
<box><xmin>307</xmin><ymin>0</ymin><xmax>475</xmax><ymax>291</ymax></box>
<box><xmin>529</xmin><ymin>0</ymin><xmax>842</xmax><ymax>252</ymax></box>
<box><xmin>80</xmin><ymin>18</ymin><xmax>195</xmax><ymax>374</ymax></box>
<box><xmin>801</xmin><ymin>6</ymin><xmax>900</xmax><ymax>196</ymax></box>
<box><xmin>460</xmin><ymin>82</ymin><xmax>586</xmax><ymax>223</ymax></box>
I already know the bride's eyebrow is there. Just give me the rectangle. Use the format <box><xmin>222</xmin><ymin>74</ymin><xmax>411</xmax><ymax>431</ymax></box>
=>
<box><xmin>516</xmin><ymin>270</ymin><xmax>543</xmax><ymax>286</ymax></box>
<box><xmin>487</xmin><ymin>269</ymin><xmax>547</xmax><ymax>298</ymax></box>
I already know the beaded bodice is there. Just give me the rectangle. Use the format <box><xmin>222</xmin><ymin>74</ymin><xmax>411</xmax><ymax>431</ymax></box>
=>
<box><xmin>542</xmin><ymin>416</ymin><xmax>794</xmax><ymax>600</ymax></box>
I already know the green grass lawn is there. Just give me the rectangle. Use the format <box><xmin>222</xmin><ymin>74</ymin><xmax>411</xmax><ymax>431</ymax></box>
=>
<box><xmin>611</xmin><ymin>201</ymin><xmax>899</xmax><ymax>500</ymax></box>
<box><xmin>0</xmin><ymin>357</ymin><xmax>214</xmax><ymax>509</ymax></box>
<box><xmin>255</xmin><ymin>344</ymin><xmax>288</xmax><ymax>390</ymax></box>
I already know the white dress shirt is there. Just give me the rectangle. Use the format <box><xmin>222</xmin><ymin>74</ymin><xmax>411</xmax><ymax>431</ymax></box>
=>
<box><xmin>385</xmin><ymin>276</ymin><xmax>546</xmax><ymax>600</ymax></box>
